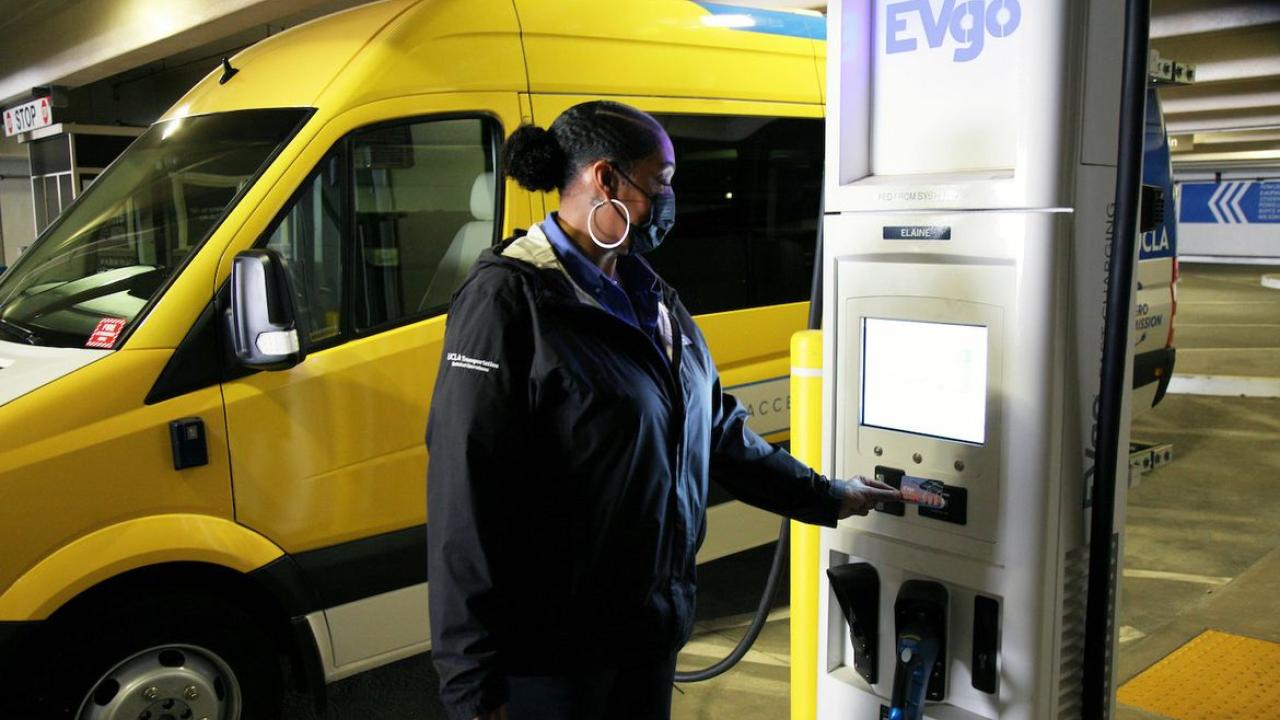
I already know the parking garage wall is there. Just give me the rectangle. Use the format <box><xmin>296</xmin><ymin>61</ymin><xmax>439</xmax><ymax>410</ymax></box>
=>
<box><xmin>0</xmin><ymin>155</ymin><xmax>34</xmax><ymax>268</ymax></box>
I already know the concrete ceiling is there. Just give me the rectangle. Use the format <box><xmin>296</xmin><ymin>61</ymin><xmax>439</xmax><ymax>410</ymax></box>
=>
<box><xmin>1</xmin><ymin>0</ymin><xmax>1275</xmax><ymax>171</ymax></box>
<box><xmin>1150</xmin><ymin>0</ymin><xmax>1280</xmax><ymax>170</ymax></box>
<box><xmin>0</xmin><ymin>0</ymin><xmax>369</xmax><ymax>106</ymax></box>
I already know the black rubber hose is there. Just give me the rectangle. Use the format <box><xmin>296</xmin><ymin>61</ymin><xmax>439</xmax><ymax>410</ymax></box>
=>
<box><xmin>675</xmin><ymin>517</ymin><xmax>790</xmax><ymax>683</ymax></box>
<box><xmin>807</xmin><ymin>176</ymin><xmax>826</xmax><ymax>331</ymax></box>
<box><xmin>1081</xmin><ymin>0</ymin><xmax>1150</xmax><ymax>715</ymax></box>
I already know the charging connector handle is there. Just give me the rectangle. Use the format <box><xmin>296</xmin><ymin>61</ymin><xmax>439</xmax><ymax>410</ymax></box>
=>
<box><xmin>889</xmin><ymin>630</ymin><xmax>940</xmax><ymax>720</ymax></box>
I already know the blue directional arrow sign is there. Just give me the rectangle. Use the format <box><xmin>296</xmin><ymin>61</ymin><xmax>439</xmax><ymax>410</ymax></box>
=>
<box><xmin>1180</xmin><ymin>180</ymin><xmax>1280</xmax><ymax>224</ymax></box>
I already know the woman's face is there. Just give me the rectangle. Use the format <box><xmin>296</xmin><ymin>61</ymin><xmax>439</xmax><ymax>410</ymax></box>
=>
<box><xmin>598</xmin><ymin>133</ymin><xmax>676</xmax><ymax>252</ymax></box>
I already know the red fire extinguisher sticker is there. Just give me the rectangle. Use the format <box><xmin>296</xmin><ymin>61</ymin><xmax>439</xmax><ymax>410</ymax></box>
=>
<box><xmin>85</xmin><ymin>318</ymin><xmax>126</xmax><ymax>349</ymax></box>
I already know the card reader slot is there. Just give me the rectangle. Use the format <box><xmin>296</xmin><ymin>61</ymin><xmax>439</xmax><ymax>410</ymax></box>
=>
<box><xmin>918</xmin><ymin>484</ymin><xmax>967</xmax><ymax>525</ymax></box>
<box><xmin>874</xmin><ymin>465</ymin><xmax>906</xmax><ymax>516</ymax></box>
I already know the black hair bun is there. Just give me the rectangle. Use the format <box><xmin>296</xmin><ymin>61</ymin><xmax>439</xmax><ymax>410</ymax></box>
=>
<box><xmin>503</xmin><ymin>124</ymin><xmax>565</xmax><ymax>192</ymax></box>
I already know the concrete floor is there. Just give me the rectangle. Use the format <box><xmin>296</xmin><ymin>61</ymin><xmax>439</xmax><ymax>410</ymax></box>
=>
<box><xmin>1114</xmin><ymin>264</ymin><xmax>1280</xmax><ymax>720</ymax></box>
<box><xmin>284</xmin><ymin>263</ymin><xmax>1280</xmax><ymax>719</ymax></box>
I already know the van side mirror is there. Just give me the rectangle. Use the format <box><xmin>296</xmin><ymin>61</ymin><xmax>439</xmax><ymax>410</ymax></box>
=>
<box><xmin>227</xmin><ymin>249</ymin><xmax>305</xmax><ymax>370</ymax></box>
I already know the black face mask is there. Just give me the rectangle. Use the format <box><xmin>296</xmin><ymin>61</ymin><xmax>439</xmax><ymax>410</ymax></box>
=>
<box><xmin>614</xmin><ymin>165</ymin><xmax>676</xmax><ymax>254</ymax></box>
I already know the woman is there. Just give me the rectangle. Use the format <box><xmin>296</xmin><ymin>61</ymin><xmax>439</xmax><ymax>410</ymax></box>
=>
<box><xmin>426</xmin><ymin>101</ymin><xmax>899</xmax><ymax>720</ymax></box>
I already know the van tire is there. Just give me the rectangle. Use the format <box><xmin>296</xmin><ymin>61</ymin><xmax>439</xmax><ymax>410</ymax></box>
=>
<box><xmin>7</xmin><ymin>590</ymin><xmax>283</xmax><ymax>720</ymax></box>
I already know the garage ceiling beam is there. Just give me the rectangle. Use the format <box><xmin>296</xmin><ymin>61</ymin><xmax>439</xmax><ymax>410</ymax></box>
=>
<box><xmin>1150</xmin><ymin>0</ymin><xmax>1280</xmax><ymax>40</ymax></box>
<box><xmin>1190</xmin><ymin>129</ymin><xmax>1280</xmax><ymax>145</ymax></box>
<box><xmin>1166</xmin><ymin>109</ymin><xmax>1280</xmax><ymax>134</ymax></box>
<box><xmin>1160</xmin><ymin>79</ymin><xmax>1280</xmax><ymax>115</ymax></box>
<box><xmin>1152</xmin><ymin>26</ymin><xmax>1280</xmax><ymax>85</ymax></box>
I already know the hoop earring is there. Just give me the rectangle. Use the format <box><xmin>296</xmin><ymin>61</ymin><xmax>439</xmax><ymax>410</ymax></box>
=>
<box><xmin>587</xmin><ymin>199</ymin><xmax>631</xmax><ymax>250</ymax></box>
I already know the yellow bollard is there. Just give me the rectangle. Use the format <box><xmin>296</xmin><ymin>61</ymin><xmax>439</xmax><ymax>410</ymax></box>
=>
<box><xmin>790</xmin><ymin>330</ymin><xmax>823</xmax><ymax>720</ymax></box>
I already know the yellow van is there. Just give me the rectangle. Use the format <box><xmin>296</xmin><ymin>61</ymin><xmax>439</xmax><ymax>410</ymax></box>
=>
<box><xmin>0</xmin><ymin>1</ymin><xmax>825</xmax><ymax>715</ymax></box>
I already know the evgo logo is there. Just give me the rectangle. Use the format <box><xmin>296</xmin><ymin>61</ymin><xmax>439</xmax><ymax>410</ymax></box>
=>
<box><xmin>885</xmin><ymin>0</ymin><xmax>1022</xmax><ymax>63</ymax></box>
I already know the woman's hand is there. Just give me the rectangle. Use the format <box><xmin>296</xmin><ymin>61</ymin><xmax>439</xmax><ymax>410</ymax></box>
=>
<box><xmin>473</xmin><ymin>706</ymin><xmax>508</xmax><ymax>720</ymax></box>
<box><xmin>830</xmin><ymin>476</ymin><xmax>901</xmax><ymax>518</ymax></box>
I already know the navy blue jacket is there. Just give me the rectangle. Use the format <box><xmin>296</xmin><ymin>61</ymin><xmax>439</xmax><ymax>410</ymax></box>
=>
<box><xmin>426</xmin><ymin>227</ymin><xmax>839</xmax><ymax>720</ymax></box>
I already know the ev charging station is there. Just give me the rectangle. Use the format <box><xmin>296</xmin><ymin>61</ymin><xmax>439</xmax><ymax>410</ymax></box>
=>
<box><xmin>798</xmin><ymin>0</ymin><xmax>1147</xmax><ymax>718</ymax></box>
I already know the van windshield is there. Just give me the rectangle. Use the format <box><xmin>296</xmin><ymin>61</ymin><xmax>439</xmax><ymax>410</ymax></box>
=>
<box><xmin>0</xmin><ymin>109</ymin><xmax>307</xmax><ymax>349</ymax></box>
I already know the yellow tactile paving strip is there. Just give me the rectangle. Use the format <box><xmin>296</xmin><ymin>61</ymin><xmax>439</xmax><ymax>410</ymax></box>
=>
<box><xmin>1118</xmin><ymin>629</ymin><xmax>1280</xmax><ymax>719</ymax></box>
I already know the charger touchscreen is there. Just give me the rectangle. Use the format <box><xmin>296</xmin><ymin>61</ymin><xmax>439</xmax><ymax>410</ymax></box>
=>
<box><xmin>861</xmin><ymin>318</ymin><xmax>988</xmax><ymax>444</ymax></box>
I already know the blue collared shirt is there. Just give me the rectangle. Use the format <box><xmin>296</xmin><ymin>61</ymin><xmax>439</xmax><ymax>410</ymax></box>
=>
<box><xmin>541</xmin><ymin>213</ymin><xmax>667</xmax><ymax>361</ymax></box>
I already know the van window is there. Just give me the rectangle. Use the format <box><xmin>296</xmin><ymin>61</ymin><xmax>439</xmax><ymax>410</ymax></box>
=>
<box><xmin>645</xmin><ymin>115</ymin><xmax>822</xmax><ymax>316</ymax></box>
<box><xmin>265</xmin><ymin>152</ymin><xmax>345</xmax><ymax>344</ymax></box>
<box><xmin>351</xmin><ymin>118</ymin><xmax>498</xmax><ymax>329</ymax></box>
<box><xmin>0</xmin><ymin>109</ymin><xmax>307</xmax><ymax>348</ymax></box>
<box><xmin>256</xmin><ymin>116</ymin><xmax>499</xmax><ymax>349</ymax></box>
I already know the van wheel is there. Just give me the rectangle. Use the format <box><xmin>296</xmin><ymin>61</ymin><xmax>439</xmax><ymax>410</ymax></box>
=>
<box><xmin>14</xmin><ymin>591</ymin><xmax>283</xmax><ymax>720</ymax></box>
